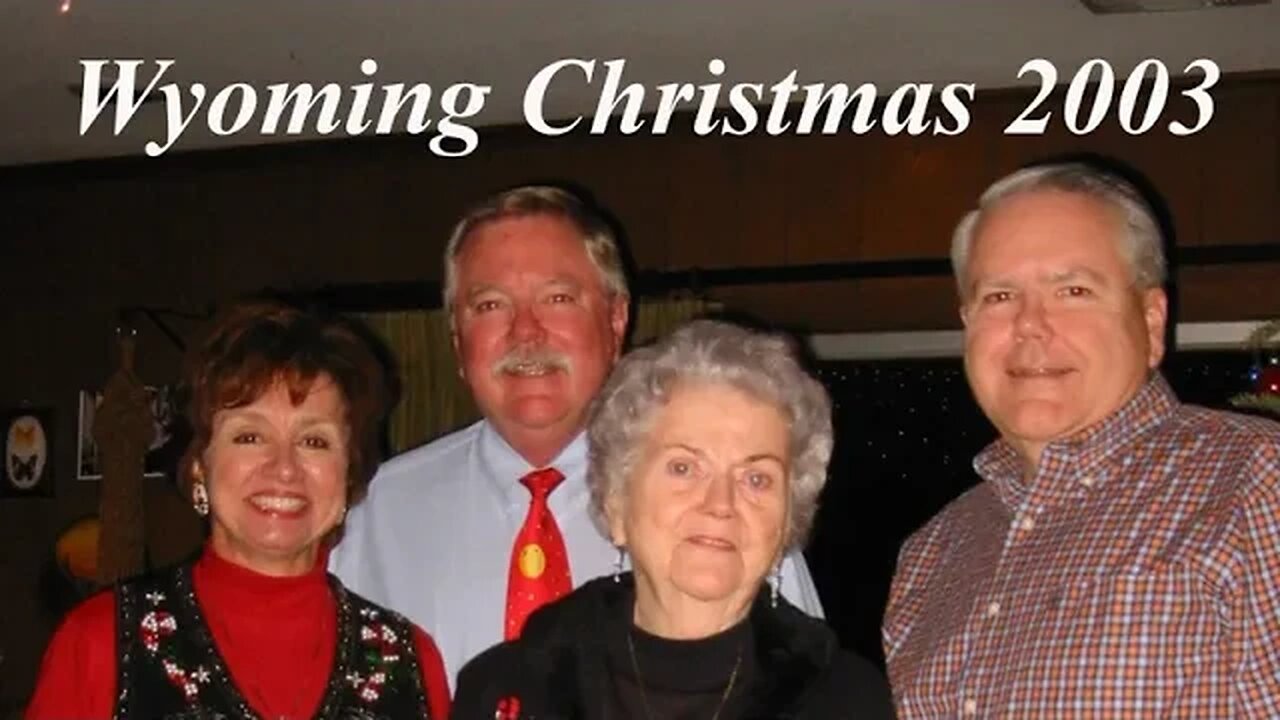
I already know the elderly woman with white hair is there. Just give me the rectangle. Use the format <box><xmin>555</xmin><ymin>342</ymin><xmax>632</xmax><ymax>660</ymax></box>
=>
<box><xmin>454</xmin><ymin>319</ymin><xmax>894</xmax><ymax>720</ymax></box>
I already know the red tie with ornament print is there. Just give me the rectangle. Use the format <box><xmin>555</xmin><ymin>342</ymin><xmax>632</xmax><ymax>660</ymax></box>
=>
<box><xmin>504</xmin><ymin>467</ymin><xmax>573</xmax><ymax>640</ymax></box>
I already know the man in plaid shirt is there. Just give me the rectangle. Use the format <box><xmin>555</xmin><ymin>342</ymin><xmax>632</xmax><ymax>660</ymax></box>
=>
<box><xmin>883</xmin><ymin>162</ymin><xmax>1280</xmax><ymax>718</ymax></box>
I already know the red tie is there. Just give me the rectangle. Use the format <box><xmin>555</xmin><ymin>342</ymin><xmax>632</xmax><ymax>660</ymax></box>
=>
<box><xmin>504</xmin><ymin>467</ymin><xmax>572</xmax><ymax>640</ymax></box>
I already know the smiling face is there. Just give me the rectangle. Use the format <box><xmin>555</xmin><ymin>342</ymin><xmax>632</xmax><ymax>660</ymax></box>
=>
<box><xmin>200</xmin><ymin>374</ymin><xmax>350</xmax><ymax>577</ymax></box>
<box><xmin>960</xmin><ymin>189</ymin><xmax>1167</xmax><ymax>467</ymax></box>
<box><xmin>609</xmin><ymin>383</ymin><xmax>790</xmax><ymax>621</ymax></box>
<box><xmin>451</xmin><ymin>213</ymin><xmax>628</xmax><ymax>466</ymax></box>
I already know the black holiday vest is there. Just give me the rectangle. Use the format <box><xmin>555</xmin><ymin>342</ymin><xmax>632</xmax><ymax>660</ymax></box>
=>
<box><xmin>112</xmin><ymin>563</ymin><xmax>432</xmax><ymax>720</ymax></box>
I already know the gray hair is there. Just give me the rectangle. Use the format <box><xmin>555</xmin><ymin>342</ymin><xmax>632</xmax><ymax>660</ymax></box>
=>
<box><xmin>951</xmin><ymin>162</ymin><xmax>1167</xmax><ymax>299</ymax></box>
<box><xmin>442</xmin><ymin>185</ymin><xmax>630</xmax><ymax>314</ymax></box>
<box><xmin>586</xmin><ymin>319</ymin><xmax>834</xmax><ymax>553</ymax></box>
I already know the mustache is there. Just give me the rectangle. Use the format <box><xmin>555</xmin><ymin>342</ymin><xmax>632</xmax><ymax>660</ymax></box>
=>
<box><xmin>491</xmin><ymin>346</ymin><xmax>572</xmax><ymax>375</ymax></box>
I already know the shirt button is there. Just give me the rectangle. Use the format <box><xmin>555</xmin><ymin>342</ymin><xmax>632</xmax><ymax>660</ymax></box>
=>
<box><xmin>964</xmin><ymin>698</ymin><xmax>978</xmax><ymax>715</ymax></box>
<box><xmin>1080</xmin><ymin>475</ymin><xmax>1096</xmax><ymax>488</ymax></box>
<box><xmin>1019</xmin><ymin>515</ymin><xmax>1036</xmax><ymax>532</ymax></box>
<box><xmin>986</xmin><ymin>600</ymin><xmax>1001</xmax><ymax>618</ymax></box>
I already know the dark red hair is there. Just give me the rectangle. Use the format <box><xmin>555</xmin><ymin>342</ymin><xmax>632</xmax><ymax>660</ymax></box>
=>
<box><xmin>178</xmin><ymin>300</ymin><xmax>393</xmax><ymax>510</ymax></box>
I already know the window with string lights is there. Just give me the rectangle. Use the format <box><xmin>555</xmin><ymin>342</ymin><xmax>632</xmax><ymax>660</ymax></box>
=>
<box><xmin>802</xmin><ymin>345</ymin><xmax>1267</xmax><ymax>668</ymax></box>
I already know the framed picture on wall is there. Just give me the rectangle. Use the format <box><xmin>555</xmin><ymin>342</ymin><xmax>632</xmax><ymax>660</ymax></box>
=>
<box><xmin>76</xmin><ymin>386</ymin><xmax>179</xmax><ymax>480</ymax></box>
<box><xmin>1</xmin><ymin>406</ymin><xmax>55</xmax><ymax>498</ymax></box>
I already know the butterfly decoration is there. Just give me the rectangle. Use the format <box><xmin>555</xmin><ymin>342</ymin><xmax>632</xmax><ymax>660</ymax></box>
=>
<box><xmin>3</xmin><ymin>408</ymin><xmax>53</xmax><ymax>496</ymax></box>
<box><xmin>11</xmin><ymin>453</ymin><xmax>37</xmax><ymax>481</ymax></box>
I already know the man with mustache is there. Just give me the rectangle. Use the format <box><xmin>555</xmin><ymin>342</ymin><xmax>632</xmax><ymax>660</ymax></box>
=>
<box><xmin>882</xmin><ymin>162</ymin><xmax>1280</xmax><ymax>718</ymax></box>
<box><xmin>332</xmin><ymin>185</ymin><xmax>824</xmax><ymax>687</ymax></box>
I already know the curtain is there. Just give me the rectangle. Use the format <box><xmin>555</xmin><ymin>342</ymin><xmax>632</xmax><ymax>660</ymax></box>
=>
<box><xmin>631</xmin><ymin>295</ymin><xmax>721</xmax><ymax>346</ymax></box>
<box><xmin>358</xmin><ymin>296</ymin><xmax>719</xmax><ymax>454</ymax></box>
<box><xmin>356</xmin><ymin>309</ymin><xmax>477</xmax><ymax>454</ymax></box>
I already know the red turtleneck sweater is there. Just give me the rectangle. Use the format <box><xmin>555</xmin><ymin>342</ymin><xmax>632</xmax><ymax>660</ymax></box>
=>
<box><xmin>25</xmin><ymin>547</ymin><xmax>450</xmax><ymax>719</ymax></box>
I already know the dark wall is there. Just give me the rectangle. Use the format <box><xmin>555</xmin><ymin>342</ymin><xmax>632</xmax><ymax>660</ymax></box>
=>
<box><xmin>0</xmin><ymin>73</ymin><xmax>1277</xmax><ymax>707</ymax></box>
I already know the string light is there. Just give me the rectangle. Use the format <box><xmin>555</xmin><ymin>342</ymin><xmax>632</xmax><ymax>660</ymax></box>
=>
<box><xmin>816</xmin><ymin>350</ymin><xmax>1260</xmax><ymax>496</ymax></box>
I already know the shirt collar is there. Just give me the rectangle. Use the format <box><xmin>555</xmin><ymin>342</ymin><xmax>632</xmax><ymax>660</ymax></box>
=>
<box><xmin>477</xmin><ymin>421</ymin><xmax>590</xmax><ymax>509</ymax></box>
<box><xmin>975</xmin><ymin>372</ymin><xmax>1179</xmax><ymax>510</ymax></box>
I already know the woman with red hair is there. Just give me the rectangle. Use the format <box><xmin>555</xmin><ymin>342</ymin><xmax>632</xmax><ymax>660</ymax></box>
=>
<box><xmin>28</xmin><ymin>300</ymin><xmax>450</xmax><ymax>719</ymax></box>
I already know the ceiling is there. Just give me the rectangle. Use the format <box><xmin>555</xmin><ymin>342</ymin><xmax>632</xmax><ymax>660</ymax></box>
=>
<box><xmin>2</xmin><ymin>0</ymin><xmax>1278</xmax><ymax>167</ymax></box>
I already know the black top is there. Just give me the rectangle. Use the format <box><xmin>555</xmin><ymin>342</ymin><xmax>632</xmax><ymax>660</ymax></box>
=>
<box><xmin>454</xmin><ymin>573</ymin><xmax>897</xmax><ymax>720</ymax></box>
<box><xmin>602</xmin><ymin>594</ymin><xmax>755</xmax><ymax>720</ymax></box>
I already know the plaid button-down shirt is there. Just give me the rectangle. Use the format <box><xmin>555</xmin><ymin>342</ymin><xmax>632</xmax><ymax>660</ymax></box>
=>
<box><xmin>883</xmin><ymin>374</ymin><xmax>1280</xmax><ymax>718</ymax></box>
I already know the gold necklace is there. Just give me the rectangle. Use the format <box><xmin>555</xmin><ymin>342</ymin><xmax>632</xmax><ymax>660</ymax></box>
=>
<box><xmin>624</xmin><ymin>629</ymin><xmax>742</xmax><ymax>720</ymax></box>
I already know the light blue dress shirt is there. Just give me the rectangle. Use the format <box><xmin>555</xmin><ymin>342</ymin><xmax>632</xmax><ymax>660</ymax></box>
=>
<box><xmin>330</xmin><ymin>420</ymin><xmax>825</xmax><ymax>688</ymax></box>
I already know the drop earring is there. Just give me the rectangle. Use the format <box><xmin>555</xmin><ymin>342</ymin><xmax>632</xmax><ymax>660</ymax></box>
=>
<box><xmin>192</xmin><ymin>480</ymin><xmax>210</xmax><ymax>517</ymax></box>
<box><xmin>770</xmin><ymin>563</ymin><xmax>783</xmax><ymax>609</ymax></box>
<box><xmin>613</xmin><ymin>546</ymin><xmax>626</xmax><ymax>582</ymax></box>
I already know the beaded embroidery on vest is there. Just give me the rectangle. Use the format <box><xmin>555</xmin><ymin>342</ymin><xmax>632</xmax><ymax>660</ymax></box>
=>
<box><xmin>113</xmin><ymin>563</ymin><xmax>431</xmax><ymax>720</ymax></box>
